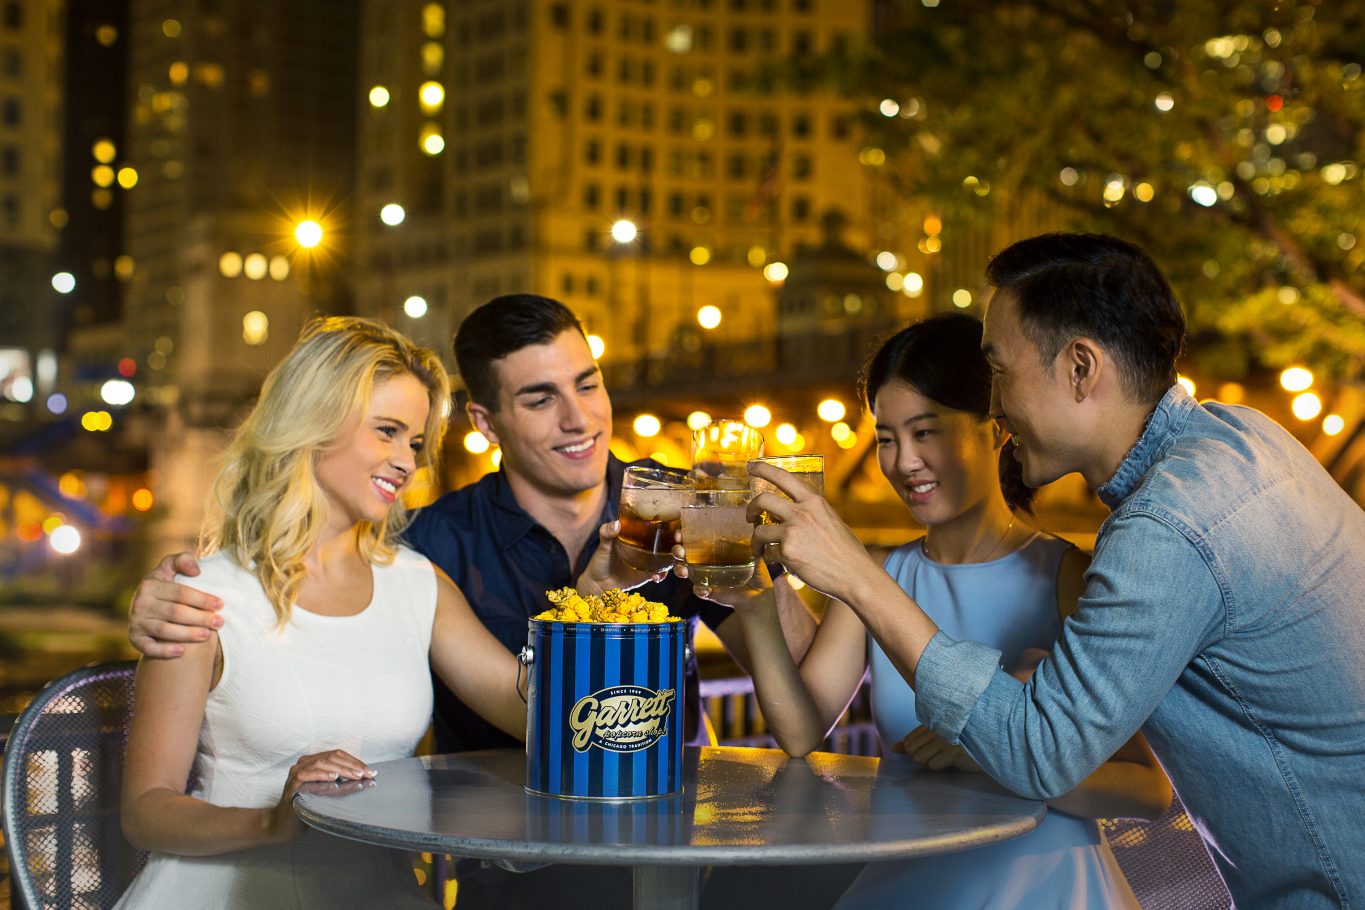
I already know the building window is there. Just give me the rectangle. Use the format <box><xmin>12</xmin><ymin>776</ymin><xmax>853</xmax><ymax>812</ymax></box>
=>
<box><xmin>587</xmin><ymin>7</ymin><xmax>603</xmax><ymax>34</ymax></box>
<box><xmin>585</xmin><ymin>275</ymin><xmax>599</xmax><ymax>296</ymax></box>
<box><xmin>729</xmin><ymin>28</ymin><xmax>747</xmax><ymax>53</ymax></box>
<box><xmin>2</xmin><ymin>193</ymin><xmax>17</xmax><ymax>225</ymax></box>
<box><xmin>792</xmin><ymin>153</ymin><xmax>812</xmax><ymax>180</ymax></box>
<box><xmin>639</xmin><ymin>188</ymin><xmax>652</xmax><ymax>214</ymax></box>
<box><xmin>1</xmin><ymin>49</ymin><xmax>19</xmax><ymax>76</ymax></box>
<box><xmin>584</xmin><ymin>228</ymin><xmax>599</xmax><ymax>251</ymax></box>
<box><xmin>615</xmin><ymin>186</ymin><xmax>630</xmax><ymax>210</ymax></box>
<box><xmin>562</xmin><ymin>273</ymin><xmax>575</xmax><ymax>295</ymax></box>
<box><xmin>0</xmin><ymin>145</ymin><xmax>16</xmax><ymax>175</ymax></box>
<box><xmin>549</xmin><ymin>3</ymin><xmax>569</xmax><ymax>28</ymax></box>
<box><xmin>616</xmin><ymin>143</ymin><xmax>630</xmax><ymax>168</ymax></box>
<box><xmin>830</xmin><ymin>115</ymin><xmax>850</xmax><ymax>139</ymax></box>
<box><xmin>668</xmin><ymin>192</ymin><xmax>684</xmax><ymax>217</ymax></box>
<box><xmin>0</xmin><ymin>96</ymin><xmax>17</xmax><ymax>125</ymax></box>
<box><xmin>727</xmin><ymin>153</ymin><xmax>747</xmax><ymax>179</ymax></box>
<box><xmin>2</xmin><ymin>3</ymin><xmax>20</xmax><ymax>29</ymax></box>
<box><xmin>585</xmin><ymin>95</ymin><xmax>601</xmax><ymax>121</ymax></box>
<box><xmin>792</xmin><ymin>195</ymin><xmax>811</xmax><ymax>221</ymax></box>
<box><xmin>640</xmin><ymin>147</ymin><xmax>654</xmax><ymax>173</ymax></box>
<box><xmin>584</xmin><ymin>183</ymin><xmax>600</xmax><ymax>209</ymax></box>
<box><xmin>792</xmin><ymin>113</ymin><xmax>811</xmax><ymax>138</ymax></box>
<box><xmin>586</xmin><ymin>52</ymin><xmax>603</xmax><ymax>78</ymax></box>
<box><xmin>584</xmin><ymin>138</ymin><xmax>601</xmax><ymax>165</ymax></box>
<box><xmin>793</xmin><ymin>30</ymin><xmax>812</xmax><ymax>55</ymax></box>
<box><xmin>727</xmin><ymin>110</ymin><xmax>746</xmax><ymax>137</ymax></box>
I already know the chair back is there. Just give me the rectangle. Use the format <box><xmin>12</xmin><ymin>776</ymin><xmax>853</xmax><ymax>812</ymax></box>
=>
<box><xmin>3</xmin><ymin>661</ymin><xmax>144</xmax><ymax>910</ymax></box>
<box><xmin>1103</xmin><ymin>792</ymin><xmax>1233</xmax><ymax>910</ymax></box>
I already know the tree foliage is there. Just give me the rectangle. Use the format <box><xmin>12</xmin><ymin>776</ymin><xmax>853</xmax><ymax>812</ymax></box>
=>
<box><xmin>795</xmin><ymin>0</ymin><xmax>1365</xmax><ymax>380</ymax></box>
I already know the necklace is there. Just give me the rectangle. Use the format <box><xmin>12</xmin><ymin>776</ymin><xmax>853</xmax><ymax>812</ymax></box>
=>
<box><xmin>926</xmin><ymin>514</ymin><xmax>1017</xmax><ymax>564</ymax></box>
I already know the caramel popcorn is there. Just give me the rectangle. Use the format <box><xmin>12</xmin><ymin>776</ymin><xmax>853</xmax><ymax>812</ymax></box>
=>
<box><xmin>536</xmin><ymin>587</ymin><xmax>682</xmax><ymax>624</ymax></box>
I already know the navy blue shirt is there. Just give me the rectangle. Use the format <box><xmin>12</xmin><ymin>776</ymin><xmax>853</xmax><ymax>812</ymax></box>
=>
<box><xmin>404</xmin><ymin>455</ymin><xmax>731</xmax><ymax>753</ymax></box>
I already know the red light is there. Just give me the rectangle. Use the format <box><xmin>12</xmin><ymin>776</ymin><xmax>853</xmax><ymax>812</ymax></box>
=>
<box><xmin>1266</xmin><ymin>95</ymin><xmax>1284</xmax><ymax>112</ymax></box>
<box><xmin>118</xmin><ymin>357</ymin><xmax>137</xmax><ymax>377</ymax></box>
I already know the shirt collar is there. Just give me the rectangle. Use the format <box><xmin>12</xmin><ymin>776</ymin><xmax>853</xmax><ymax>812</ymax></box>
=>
<box><xmin>1096</xmin><ymin>383</ymin><xmax>1195</xmax><ymax>509</ymax></box>
<box><xmin>486</xmin><ymin>454</ymin><xmax>629</xmax><ymax>551</ymax></box>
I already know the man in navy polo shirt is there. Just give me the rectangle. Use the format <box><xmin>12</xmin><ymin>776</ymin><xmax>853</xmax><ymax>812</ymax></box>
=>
<box><xmin>127</xmin><ymin>293</ymin><xmax>820</xmax><ymax>908</ymax></box>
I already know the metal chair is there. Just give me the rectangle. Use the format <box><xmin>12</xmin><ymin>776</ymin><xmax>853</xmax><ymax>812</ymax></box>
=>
<box><xmin>1102</xmin><ymin>792</ymin><xmax>1233</xmax><ymax>910</ymax></box>
<box><xmin>3</xmin><ymin>660</ymin><xmax>144</xmax><ymax>910</ymax></box>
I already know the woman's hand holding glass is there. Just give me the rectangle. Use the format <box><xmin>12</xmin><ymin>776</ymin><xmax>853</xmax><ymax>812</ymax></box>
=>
<box><xmin>746</xmin><ymin>461</ymin><xmax>881</xmax><ymax>602</ymax></box>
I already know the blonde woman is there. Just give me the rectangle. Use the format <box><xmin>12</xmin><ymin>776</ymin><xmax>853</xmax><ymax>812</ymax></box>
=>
<box><xmin>116</xmin><ymin>317</ymin><xmax>526</xmax><ymax>909</ymax></box>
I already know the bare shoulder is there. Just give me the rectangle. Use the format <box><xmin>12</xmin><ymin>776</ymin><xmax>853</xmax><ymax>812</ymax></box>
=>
<box><xmin>136</xmin><ymin>629</ymin><xmax>221</xmax><ymax>692</ymax></box>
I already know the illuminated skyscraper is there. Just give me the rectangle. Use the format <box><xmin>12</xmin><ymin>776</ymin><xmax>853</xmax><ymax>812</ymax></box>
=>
<box><xmin>0</xmin><ymin>0</ymin><xmax>65</xmax><ymax>411</ymax></box>
<box><xmin>120</xmin><ymin>0</ymin><xmax>360</xmax><ymax>547</ymax></box>
<box><xmin>354</xmin><ymin>0</ymin><xmax>903</xmax><ymax>364</ymax></box>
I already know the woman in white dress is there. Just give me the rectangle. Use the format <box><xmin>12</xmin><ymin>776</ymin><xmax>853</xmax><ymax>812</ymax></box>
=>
<box><xmin>698</xmin><ymin>315</ymin><xmax>1173</xmax><ymax>909</ymax></box>
<box><xmin>116</xmin><ymin>317</ymin><xmax>527</xmax><ymax>909</ymax></box>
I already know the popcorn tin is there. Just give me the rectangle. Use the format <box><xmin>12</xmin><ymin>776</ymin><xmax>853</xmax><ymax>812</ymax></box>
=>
<box><xmin>520</xmin><ymin>617</ymin><xmax>686</xmax><ymax>799</ymax></box>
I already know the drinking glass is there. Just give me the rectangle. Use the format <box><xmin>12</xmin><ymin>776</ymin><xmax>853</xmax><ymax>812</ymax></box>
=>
<box><xmin>679</xmin><ymin>488</ymin><xmax>756</xmax><ymax>588</ymax></box>
<box><xmin>692</xmin><ymin>419</ymin><xmax>765</xmax><ymax>491</ymax></box>
<box><xmin>750</xmin><ymin>455</ymin><xmax>825</xmax><ymax>568</ymax></box>
<box><xmin>616</xmin><ymin>466</ymin><xmax>692</xmax><ymax>573</ymax></box>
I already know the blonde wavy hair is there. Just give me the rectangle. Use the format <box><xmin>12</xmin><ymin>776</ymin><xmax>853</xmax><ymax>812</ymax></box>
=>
<box><xmin>201</xmin><ymin>316</ymin><xmax>451</xmax><ymax>627</ymax></box>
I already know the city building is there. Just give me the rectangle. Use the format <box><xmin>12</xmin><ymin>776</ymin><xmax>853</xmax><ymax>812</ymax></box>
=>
<box><xmin>0</xmin><ymin>0</ymin><xmax>64</xmax><ymax>417</ymax></box>
<box><xmin>119</xmin><ymin>0</ymin><xmax>360</xmax><ymax>549</ymax></box>
<box><xmin>353</xmin><ymin>0</ymin><xmax>934</xmax><ymax>367</ymax></box>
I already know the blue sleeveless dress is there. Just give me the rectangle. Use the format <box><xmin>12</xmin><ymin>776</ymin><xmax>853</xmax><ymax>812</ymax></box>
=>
<box><xmin>834</xmin><ymin>534</ymin><xmax>1139</xmax><ymax>910</ymax></box>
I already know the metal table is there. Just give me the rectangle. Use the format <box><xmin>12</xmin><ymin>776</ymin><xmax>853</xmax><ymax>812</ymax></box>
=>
<box><xmin>294</xmin><ymin>746</ymin><xmax>1045</xmax><ymax>910</ymax></box>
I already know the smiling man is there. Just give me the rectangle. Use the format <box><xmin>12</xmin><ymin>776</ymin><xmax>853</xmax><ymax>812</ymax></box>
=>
<box><xmin>750</xmin><ymin>234</ymin><xmax>1365</xmax><ymax>908</ymax></box>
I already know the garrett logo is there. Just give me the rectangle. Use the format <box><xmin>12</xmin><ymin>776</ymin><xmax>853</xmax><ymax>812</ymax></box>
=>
<box><xmin>568</xmin><ymin>685</ymin><xmax>676</xmax><ymax>753</ymax></box>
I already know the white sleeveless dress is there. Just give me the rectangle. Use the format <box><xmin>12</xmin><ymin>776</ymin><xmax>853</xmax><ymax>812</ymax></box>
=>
<box><xmin>835</xmin><ymin>534</ymin><xmax>1140</xmax><ymax>910</ymax></box>
<box><xmin>114</xmin><ymin>547</ymin><xmax>439</xmax><ymax>910</ymax></box>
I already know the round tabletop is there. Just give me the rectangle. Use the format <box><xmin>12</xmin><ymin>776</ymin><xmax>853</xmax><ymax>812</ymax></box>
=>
<box><xmin>294</xmin><ymin>746</ymin><xmax>1044</xmax><ymax>868</ymax></box>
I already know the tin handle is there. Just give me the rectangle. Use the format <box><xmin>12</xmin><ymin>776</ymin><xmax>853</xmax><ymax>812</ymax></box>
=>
<box><xmin>515</xmin><ymin>646</ymin><xmax>534</xmax><ymax>704</ymax></box>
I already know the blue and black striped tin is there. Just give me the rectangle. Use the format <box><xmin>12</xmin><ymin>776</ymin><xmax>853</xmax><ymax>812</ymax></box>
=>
<box><xmin>522</xmin><ymin>619</ymin><xmax>685</xmax><ymax>799</ymax></box>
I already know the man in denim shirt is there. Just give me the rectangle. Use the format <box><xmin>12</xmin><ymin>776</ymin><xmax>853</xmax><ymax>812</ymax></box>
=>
<box><xmin>754</xmin><ymin>233</ymin><xmax>1365</xmax><ymax>907</ymax></box>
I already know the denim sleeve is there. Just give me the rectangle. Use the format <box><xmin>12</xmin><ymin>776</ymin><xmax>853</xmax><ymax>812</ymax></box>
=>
<box><xmin>915</xmin><ymin>512</ymin><xmax>1224</xmax><ymax>799</ymax></box>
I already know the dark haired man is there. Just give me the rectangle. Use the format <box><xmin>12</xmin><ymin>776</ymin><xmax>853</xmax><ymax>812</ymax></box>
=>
<box><xmin>752</xmin><ymin>234</ymin><xmax>1365</xmax><ymax>908</ymax></box>
<box><xmin>128</xmin><ymin>294</ymin><xmax>822</xmax><ymax>908</ymax></box>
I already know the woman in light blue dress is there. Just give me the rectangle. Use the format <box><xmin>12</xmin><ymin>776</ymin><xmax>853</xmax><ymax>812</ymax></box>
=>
<box><xmin>697</xmin><ymin>315</ymin><xmax>1172</xmax><ymax>909</ymax></box>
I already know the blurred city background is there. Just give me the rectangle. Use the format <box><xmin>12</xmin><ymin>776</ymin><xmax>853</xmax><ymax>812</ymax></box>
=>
<box><xmin>1</xmin><ymin>0</ymin><xmax>1363</xmax><ymax>735</ymax></box>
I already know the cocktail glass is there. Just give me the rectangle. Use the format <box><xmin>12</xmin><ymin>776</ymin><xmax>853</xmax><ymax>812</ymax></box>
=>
<box><xmin>680</xmin><ymin>488</ymin><xmax>756</xmax><ymax>588</ymax></box>
<box><xmin>616</xmin><ymin>466</ymin><xmax>692</xmax><ymax>573</ymax></box>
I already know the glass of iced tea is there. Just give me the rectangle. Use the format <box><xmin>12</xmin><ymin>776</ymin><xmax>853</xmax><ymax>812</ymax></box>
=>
<box><xmin>692</xmin><ymin>419</ymin><xmax>765</xmax><ymax>491</ymax></box>
<box><xmin>680</xmin><ymin>488</ymin><xmax>757</xmax><ymax>588</ymax></box>
<box><xmin>750</xmin><ymin>455</ymin><xmax>825</xmax><ymax>567</ymax></box>
<box><xmin>616</xmin><ymin>466</ymin><xmax>692</xmax><ymax>573</ymax></box>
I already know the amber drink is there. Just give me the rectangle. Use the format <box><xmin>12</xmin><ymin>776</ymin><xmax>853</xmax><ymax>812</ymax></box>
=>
<box><xmin>616</xmin><ymin>466</ymin><xmax>691</xmax><ymax>572</ymax></box>
<box><xmin>680</xmin><ymin>488</ymin><xmax>756</xmax><ymax>588</ymax></box>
